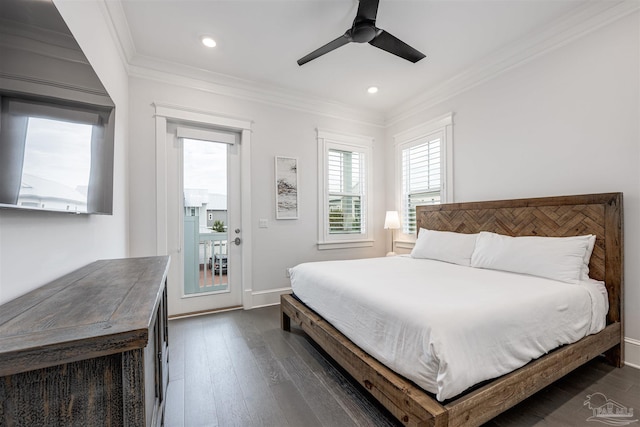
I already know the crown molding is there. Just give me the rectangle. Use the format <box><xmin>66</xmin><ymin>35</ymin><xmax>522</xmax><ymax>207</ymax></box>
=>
<box><xmin>100</xmin><ymin>0</ymin><xmax>135</xmax><ymax>72</ymax></box>
<box><xmin>392</xmin><ymin>112</ymin><xmax>453</xmax><ymax>145</ymax></box>
<box><xmin>98</xmin><ymin>0</ymin><xmax>384</xmax><ymax>128</ymax></box>
<box><xmin>385</xmin><ymin>0</ymin><xmax>640</xmax><ymax>127</ymax></box>
<box><xmin>128</xmin><ymin>56</ymin><xmax>385</xmax><ymax>127</ymax></box>
<box><xmin>98</xmin><ymin>0</ymin><xmax>638</xmax><ymax>130</ymax></box>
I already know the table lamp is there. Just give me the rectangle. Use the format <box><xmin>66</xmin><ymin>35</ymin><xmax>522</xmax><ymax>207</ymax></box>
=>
<box><xmin>384</xmin><ymin>211</ymin><xmax>400</xmax><ymax>256</ymax></box>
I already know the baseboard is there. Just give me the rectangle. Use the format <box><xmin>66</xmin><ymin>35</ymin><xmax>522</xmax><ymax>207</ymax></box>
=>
<box><xmin>624</xmin><ymin>337</ymin><xmax>640</xmax><ymax>369</ymax></box>
<box><xmin>250</xmin><ymin>287</ymin><xmax>291</xmax><ymax>309</ymax></box>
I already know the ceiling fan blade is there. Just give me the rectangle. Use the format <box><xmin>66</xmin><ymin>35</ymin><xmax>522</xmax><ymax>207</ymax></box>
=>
<box><xmin>297</xmin><ymin>34</ymin><xmax>350</xmax><ymax>66</ymax></box>
<box><xmin>355</xmin><ymin>0</ymin><xmax>380</xmax><ymax>23</ymax></box>
<box><xmin>369</xmin><ymin>29</ymin><xmax>426</xmax><ymax>63</ymax></box>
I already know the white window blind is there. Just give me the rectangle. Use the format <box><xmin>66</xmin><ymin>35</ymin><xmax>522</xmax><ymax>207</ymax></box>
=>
<box><xmin>402</xmin><ymin>137</ymin><xmax>441</xmax><ymax>233</ymax></box>
<box><xmin>317</xmin><ymin>128</ymin><xmax>373</xmax><ymax>249</ymax></box>
<box><xmin>328</xmin><ymin>149</ymin><xmax>364</xmax><ymax>234</ymax></box>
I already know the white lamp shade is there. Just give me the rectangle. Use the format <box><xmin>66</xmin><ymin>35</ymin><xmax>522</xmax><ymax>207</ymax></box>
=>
<box><xmin>384</xmin><ymin>211</ymin><xmax>401</xmax><ymax>229</ymax></box>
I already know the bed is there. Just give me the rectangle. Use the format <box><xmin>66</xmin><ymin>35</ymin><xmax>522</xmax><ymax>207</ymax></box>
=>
<box><xmin>280</xmin><ymin>193</ymin><xmax>623</xmax><ymax>427</ymax></box>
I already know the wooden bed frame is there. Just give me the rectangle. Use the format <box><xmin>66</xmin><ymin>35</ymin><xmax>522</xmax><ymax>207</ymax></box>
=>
<box><xmin>281</xmin><ymin>193</ymin><xmax>623</xmax><ymax>427</ymax></box>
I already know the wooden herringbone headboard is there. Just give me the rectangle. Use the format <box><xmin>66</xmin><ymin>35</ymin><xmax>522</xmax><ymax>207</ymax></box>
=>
<box><xmin>416</xmin><ymin>193</ymin><xmax>623</xmax><ymax>331</ymax></box>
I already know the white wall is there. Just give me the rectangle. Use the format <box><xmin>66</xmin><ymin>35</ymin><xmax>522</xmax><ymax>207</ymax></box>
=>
<box><xmin>386</xmin><ymin>13</ymin><xmax>640</xmax><ymax>363</ymax></box>
<box><xmin>128</xmin><ymin>76</ymin><xmax>386</xmax><ymax>303</ymax></box>
<box><xmin>0</xmin><ymin>1</ymin><xmax>129</xmax><ymax>304</ymax></box>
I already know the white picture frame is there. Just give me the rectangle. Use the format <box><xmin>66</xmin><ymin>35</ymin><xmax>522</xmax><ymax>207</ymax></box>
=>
<box><xmin>275</xmin><ymin>156</ymin><xmax>298</xmax><ymax>219</ymax></box>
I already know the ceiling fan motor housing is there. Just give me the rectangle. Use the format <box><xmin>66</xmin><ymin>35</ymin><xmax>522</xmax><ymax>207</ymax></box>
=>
<box><xmin>350</xmin><ymin>23</ymin><xmax>377</xmax><ymax>43</ymax></box>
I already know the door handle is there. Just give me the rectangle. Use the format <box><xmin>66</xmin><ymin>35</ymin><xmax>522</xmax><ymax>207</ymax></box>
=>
<box><xmin>234</xmin><ymin>237</ymin><xmax>241</xmax><ymax>245</ymax></box>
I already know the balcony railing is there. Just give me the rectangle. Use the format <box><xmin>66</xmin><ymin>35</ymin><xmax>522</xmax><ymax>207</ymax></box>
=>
<box><xmin>198</xmin><ymin>232</ymin><xmax>228</xmax><ymax>290</ymax></box>
<box><xmin>183</xmin><ymin>216</ymin><xmax>229</xmax><ymax>295</ymax></box>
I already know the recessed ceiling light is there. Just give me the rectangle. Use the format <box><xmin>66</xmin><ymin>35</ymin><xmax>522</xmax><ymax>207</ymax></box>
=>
<box><xmin>367</xmin><ymin>86</ymin><xmax>379</xmax><ymax>94</ymax></box>
<box><xmin>201</xmin><ymin>36</ymin><xmax>217</xmax><ymax>48</ymax></box>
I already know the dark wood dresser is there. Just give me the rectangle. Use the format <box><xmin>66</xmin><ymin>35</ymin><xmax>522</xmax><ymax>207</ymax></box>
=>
<box><xmin>0</xmin><ymin>256</ymin><xmax>170</xmax><ymax>427</ymax></box>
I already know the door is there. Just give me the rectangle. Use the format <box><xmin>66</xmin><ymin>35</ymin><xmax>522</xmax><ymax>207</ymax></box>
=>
<box><xmin>165</xmin><ymin>125</ymin><xmax>242</xmax><ymax>316</ymax></box>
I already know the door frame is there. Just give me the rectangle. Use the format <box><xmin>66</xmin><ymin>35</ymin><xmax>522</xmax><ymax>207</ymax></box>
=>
<box><xmin>153</xmin><ymin>103</ymin><xmax>254</xmax><ymax>312</ymax></box>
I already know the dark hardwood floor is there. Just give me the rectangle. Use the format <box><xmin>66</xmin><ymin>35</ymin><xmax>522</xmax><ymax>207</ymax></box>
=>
<box><xmin>164</xmin><ymin>305</ymin><xmax>639</xmax><ymax>427</ymax></box>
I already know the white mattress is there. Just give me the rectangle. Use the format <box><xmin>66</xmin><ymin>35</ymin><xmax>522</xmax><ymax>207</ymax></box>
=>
<box><xmin>290</xmin><ymin>255</ymin><xmax>608</xmax><ymax>401</ymax></box>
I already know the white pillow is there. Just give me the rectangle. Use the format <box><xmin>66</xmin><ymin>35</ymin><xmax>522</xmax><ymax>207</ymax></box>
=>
<box><xmin>555</xmin><ymin>234</ymin><xmax>596</xmax><ymax>280</ymax></box>
<box><xmin>470</xmin><ymin>231</ymin><xmax>595</xmax><ymax>283</ymax></box>
<box><xmin>411</xmin><ymin>229</ymin><xmax>478</xmax><ymax>266</ymax></box>
<box><xmin>580</xmin><ymin>234</ymin><xmax>597</xmax><ymax>280</ymax></box>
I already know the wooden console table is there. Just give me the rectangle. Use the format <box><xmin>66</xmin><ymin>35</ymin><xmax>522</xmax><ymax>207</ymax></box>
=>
<box><xmin>0</xmin><ymin>256</ymin><xmax>170</xmax><ymax>427</ymax></box>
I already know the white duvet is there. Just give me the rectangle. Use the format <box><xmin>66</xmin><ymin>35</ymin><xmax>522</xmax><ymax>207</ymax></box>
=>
<box><xmin>289</xmin><ymin>255</ymin><xmax>608</xmax><ymax>401</ymax></box>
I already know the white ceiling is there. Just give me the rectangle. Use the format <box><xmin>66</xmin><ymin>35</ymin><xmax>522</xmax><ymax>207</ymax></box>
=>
<box><xmin>110</xmin><ymin>0</ymin><xmax>601</xmax><ymax>115</ymax></box>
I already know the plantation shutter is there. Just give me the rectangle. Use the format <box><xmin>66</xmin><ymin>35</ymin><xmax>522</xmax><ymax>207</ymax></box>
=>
<box><xmin>402</xmin><ymin>137</ymin><xmax>441</xmax><ymax>233</ymax></box>
<box><xmin>328</xmin><ymin>149</ymin><xmax>364</xmax><ymax>234</ymax></box>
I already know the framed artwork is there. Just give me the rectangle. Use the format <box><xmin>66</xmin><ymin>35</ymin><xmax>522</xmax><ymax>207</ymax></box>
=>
<box><xmin>275</xmin><ymin>156</ymin><xmax>298</xmax><ymax>219</ymax></box>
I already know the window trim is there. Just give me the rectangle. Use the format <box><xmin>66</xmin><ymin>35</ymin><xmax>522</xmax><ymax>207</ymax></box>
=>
<box><xmin>394</xmin><ymin>113</ymin><xmax>453</xmax><ymax>245</ymax></box>
<box><xmin>317</xmin><ymin>129</ymin><xmax>374</xmax><ymax>250</ymax></box>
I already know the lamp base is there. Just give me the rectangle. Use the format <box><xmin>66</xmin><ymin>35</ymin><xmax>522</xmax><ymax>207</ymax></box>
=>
<box><xmin>386</xmin><ymin>251</ymin><xmax>397</xmax><ymax>257</ymax></box>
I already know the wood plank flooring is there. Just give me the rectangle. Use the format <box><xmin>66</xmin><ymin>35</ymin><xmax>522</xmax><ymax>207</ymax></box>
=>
<box><xmin>164</xmin><ymin>305</ymin><xmax>639</xmax><ymax>427</ymax></box>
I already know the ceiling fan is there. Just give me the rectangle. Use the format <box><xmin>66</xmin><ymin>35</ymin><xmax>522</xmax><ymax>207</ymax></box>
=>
<box><xmin>297</xmin><ymin>0</ymin><xmax>426</xmax><ymax>66</ymax></box>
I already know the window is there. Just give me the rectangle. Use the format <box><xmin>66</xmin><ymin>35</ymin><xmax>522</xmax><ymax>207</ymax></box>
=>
<box><xmin>0</xmin><ymin>96</ymin><xmax>114</xmax><ymax>214</ymax></box>
<box><xmin>395</xmin><ymin>113</ymin><xmax>453</xmax><ymax>237</ymax></box>
<box><xmin>328</xmin><ymin>149</ymin><xmax>363</xmax><ymax>234</ymax></box>
<box><xmin>401</xmin><ymin>136</ymin><xmax>441</xmax><ymax>233</ymax></box>
<box><xmin>318</xmin><ymin>129</ymin><xmax>373</xmax><ymax>249</ymax></box>
<box><xmin>20</xmin><ymin>117</ymin><xmax>92</xmax><ymax>211</ymax></box>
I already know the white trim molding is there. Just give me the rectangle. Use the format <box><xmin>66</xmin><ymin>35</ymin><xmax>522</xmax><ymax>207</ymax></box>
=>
<box><xmin>240</xmin><ymin>128</ymin><xmax>253</xmax><ymax>310</ymax></box>
<box><xmin>386</xmin><ymin>1</ymin><xmax>640</xmax><ymax>126</ymax></box>
<box><xmin>394</xmin><ymin>112</ymin><xmax>454</xmax><ymax>240</ymax></box>
<box><xmin>624</xmin><ymin>337</ymin><xmax>640</xmax><ymax>369</ymax></box>
<box><xmin>395</xmin><ymin>240</ymin><xmax>416</xmax><ymax>250</ymax></box>
<box><xmin>317</xmin><ymin>128</ymin><xmax>375</xmax><ymax>250</ymax></box>
<box><xmin>89</xmin><ymin>0</ymin><xmax>386</xmax><ymax>127</ymax></box>
<box><xmin>392</xmin><ymin>113</ymin><xmax>453</xmax><ymax>145</ymax></box>
<box><xmin>99</xmin><ymin>0</ymin><xmax>383</xmax><ymax>126</ymax></box>
<box><xmin>251</xmin><ymin>287</ymin><xmax>292</xmax><ymax>309</ymax></box>
<box><xmin>153</xmin><ymin>103</ymin><xmax>254</xmax><ymax>309</ymax></box>
<box><xmin>318</xmin><ymin>240</ymin><xmax>374</xmax><ymax>251</ymax></box>
<box><xmin>317</xmin><ymin>128</ymin><xmax>376</xmax><ymax>146</ymax></box>
<box><xmin>176</xmin><ymin>126</ymin><xmax>236</xmax><ymax>144</ymax></box>
<box><xmin>154</xmin><ymin>102</ymin><xmax>252</xmax><ymax>131</ymax></box>
<box><xmin>99</xmin><ymin>0</ymin><xmax>637</xmax><ymax>128</ymax></box>
<box><xmin>130</xmin><ymin>58</ymin><xmax>384</xmax><ymax>127</ymax></box>
<box><xmin>98</xmin><ymin>0</ymin><xmax>134</xmax><ymax>74</ymax></box>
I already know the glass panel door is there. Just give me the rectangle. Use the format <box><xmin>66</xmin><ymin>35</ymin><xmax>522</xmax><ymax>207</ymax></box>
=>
<box><xmin>165</xmin><ymin>126</ymin><xmax>242</xmax><ymax>317</ymax></box>
<box><xmin>182</xmin><ymin>139</ymin><xmax>229</xmax><ymax>295</ymax></box>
